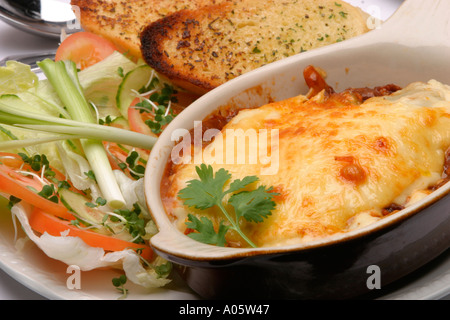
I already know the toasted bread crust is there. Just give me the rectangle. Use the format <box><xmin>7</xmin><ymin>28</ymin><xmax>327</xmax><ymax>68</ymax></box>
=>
<box><xmin>140</xmin><ymin>0</ymin><xmax>370</xmax><ymax>94</ymax></box>
<box><xmin>71</xmin><ymin>0</ymin><xmax>227</xmax><ymax>60</ymax></box>
<box><xmin>140</xmin><ymin>4</ymin><xmax>233</xmax><ymax>94</ymax></box>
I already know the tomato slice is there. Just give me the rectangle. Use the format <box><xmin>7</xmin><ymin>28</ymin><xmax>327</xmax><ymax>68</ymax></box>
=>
<box><xmin>29</xmin><ymin>207</ymin><xmax>153</xmax><ymax>261</ymax></box>
<box><xmin>105</xmin><ymin>142</ymin><xmax>130</xmax><ymax>170</ymax></box>
<box><xmin>103</xmin><ymin>141</ymin><xmax>149</xmax><ymax>180</ymax></box>
<box><xmin>127</xmin><ymin>91</ymin><xmax>199</xmax><ymax>136</ymax></box>
<box><xmin>128</xmin><ymin>98</ymin><xmax>154</xmax><ymax>136</ymax></box>
<box><xmin>0</xmin><ymin>152</ymin><xmax>75</xmax><ymax>220</ymax></box>
<box><xmin>0</xmin><ymin>152</ymin><xmax>153</xmax><ymax>261</ymax></box>
<box><xmin>55</xmin><ymin>32</ymin><xmax>118</xmax><ymax>70</ymax></box>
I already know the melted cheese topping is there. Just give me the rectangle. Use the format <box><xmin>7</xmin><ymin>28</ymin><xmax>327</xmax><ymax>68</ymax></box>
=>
<box><xmin>162</xmin><ymin>80</ymin><xmax>450</xmax><ymax>247</ymax></box>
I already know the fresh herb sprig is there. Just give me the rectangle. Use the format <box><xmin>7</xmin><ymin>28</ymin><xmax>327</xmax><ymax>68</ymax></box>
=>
<box><xmin>178</xmin><ymin>164</ymin><xmax>278</xmax><ymax>248</ymax></box>
<box><xmin>133</xmin><ymin>80</ymin><xmax>177</xmax><ymax>134</ymax></box>
<box><xmin>123</xmin><ymin>150</ymin><xmax>146</xmax><ymax>179</ymax></box>
<box><xmin>111</xmin><ymin>203</ymin><xmax>146</xmax><ymax>244</ymax></box>
<box><xmin>18</xmin><ymin>152</ymin><xmax>56</xmax><ymax>179</ymax></box>
<box><xmin>37</xmin><ymin>184</ymin><xmax>59</xmax><ymax>203</ymax></box>
<box><xmin>112</xmin><ymin>274</ymin><xmax>128</xmax><ymax>299</ymax></box>
<box><xmin>133</xmin><ymin>98</ymin><xmax>175</xmax><ymax>135</ymax></box>
<box><xmin>145</xmin><ymin>103</ymin><xmax>175</xmax><ymax>134</ymax></box>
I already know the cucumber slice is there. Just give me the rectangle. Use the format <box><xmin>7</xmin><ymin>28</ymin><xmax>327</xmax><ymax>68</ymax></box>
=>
<box><xmin>110</xmin><ymin>116</ymin><xmax>129</xmax><ymax>129</ymax></box>
<box><xmin>59</xmin><ymin>188</ymin><xmax>105</xmax><ymax>225</ymax></box>
<box><xmin>99</xmin><ymin>115</ymin><xmax>130</xmax><ymax>129</ymax></box>
<box><xmin>0</xmin><ymin>94</ymin><xmax>31</xmax><ymax>111</ymax></box>
<box><xmin>116</xmin><ymin>64</ymin><xmax>154</xmax><ymax>119</ymax></box>
<box><xmin>59</xmin><ymin>188</ymin><xmax>133</xmax><ymax>241</ymax></box>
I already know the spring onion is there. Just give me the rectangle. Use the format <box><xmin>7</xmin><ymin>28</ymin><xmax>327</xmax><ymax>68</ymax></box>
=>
<box><xmin>0</xmin><ymin>134</ymin><xmax>83</xmax><ymax>151</ymax></box>
<box><xmin>37</xmin><ymin>59</ymin><xmax>125</xmax><ymax>208</ymax></box>
<box><xmin>0</xmin><ymin>101</ymin><xmax>156</xmax><ymax>149</ymax></box>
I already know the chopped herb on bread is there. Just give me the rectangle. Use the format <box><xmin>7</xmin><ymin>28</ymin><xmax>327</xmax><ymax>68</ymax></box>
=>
<box><xmin>140</xmin><ymin>0</ymin><xmax>370</xmax><ymax>94</ymax></box>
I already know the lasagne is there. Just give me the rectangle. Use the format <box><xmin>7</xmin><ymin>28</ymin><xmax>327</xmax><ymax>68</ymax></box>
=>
<box><xmin>161</xmin><ymin>66</ymin><xmax>450</xmax><ymax>248</ymax></box>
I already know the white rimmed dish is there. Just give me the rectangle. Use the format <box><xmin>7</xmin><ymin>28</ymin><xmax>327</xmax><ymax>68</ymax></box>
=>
<box><xmin>0</xmin><ymin>0</ymin><xmax>448</xmax><ymax>301</ymax></box>
<box><xmin>144</xmin><ymin>0</ymin><xmax>450</xmax><ymax>299</ymax></box>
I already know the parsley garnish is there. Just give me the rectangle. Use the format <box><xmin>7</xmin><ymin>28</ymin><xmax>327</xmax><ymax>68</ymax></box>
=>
<box><xmin>178</xmin><ymin>164</ymin><xmax>278</xmax><ymax>248</ymax></box>
<box><xmin>185</xmin><ymin>214</ymin><xmax>230</xmax><ymax>246</ymax></box>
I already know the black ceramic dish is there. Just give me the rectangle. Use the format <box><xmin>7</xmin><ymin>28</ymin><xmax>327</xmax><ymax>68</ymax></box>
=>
<box><xmin>144</xmin><ymin>0</ymin><xmax>450</xmax><ymax>299</ymax></box>
<box><xmin>165</xmin><ymin>190</ymin><xmax>450</xmax><ymax>299</ymax></box>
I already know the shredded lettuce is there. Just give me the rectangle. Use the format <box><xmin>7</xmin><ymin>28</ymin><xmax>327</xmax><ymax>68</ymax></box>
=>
<box><xmin>113</xmin><ymin>170</ymin><xmax>147</xmax><ymax>212</ymax></box>
<box><xmin>0</xmin><ymin>53</ymin><xmax>172</xmax><ymax>292</ymax></box>
<box><xmin>78</xmin><ymin>51</ymin><xmax>138</xmax><ymax>117</ymax></box>
<box><xmin>0</xmin><ymin>61</ymin><xmax>38</xmax><ymax>94</ymax></box>
<box><xmin>11</xmin><ymin>203</ymin><xmax>171</xmax><ymax>288</ymax></box>
<box><xmin>56</xmin><ymin>141</ymin><xmax>102</xmax><ymax>198</ymax></box>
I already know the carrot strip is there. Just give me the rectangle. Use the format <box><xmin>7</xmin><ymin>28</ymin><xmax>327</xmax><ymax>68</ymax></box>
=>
<box><xmin>29</xmin><ymin>207</ymin><xmax>153</xmax><ymax>261</ymax></box>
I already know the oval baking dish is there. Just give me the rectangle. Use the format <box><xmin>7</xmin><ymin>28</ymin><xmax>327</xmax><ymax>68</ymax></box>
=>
<box><xmin>144</xmin><ymin>0</ymin><xmax>450</xmax><ymax>299</ymax></box>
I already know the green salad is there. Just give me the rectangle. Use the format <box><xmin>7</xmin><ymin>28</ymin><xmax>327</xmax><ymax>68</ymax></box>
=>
<box><xmin>0</xmin><ymin>47</ymin><xmax>179</xmax><ymax>296</ymax></box>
